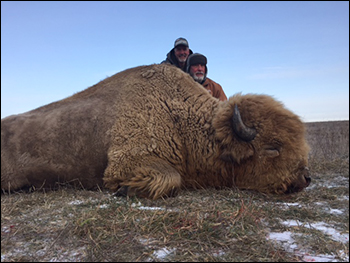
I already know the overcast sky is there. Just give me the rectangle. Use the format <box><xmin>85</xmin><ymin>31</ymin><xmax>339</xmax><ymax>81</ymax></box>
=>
<box><xmin>1</xmin><ymin>1</ymin><xmax>349</xmax><ymax>122</ymax></box>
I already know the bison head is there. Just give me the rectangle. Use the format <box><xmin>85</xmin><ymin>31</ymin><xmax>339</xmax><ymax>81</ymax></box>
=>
<box><xmin>213</xmin><ymin>93</ymin><xmax>311</xmax><ymax>194</ymax></box>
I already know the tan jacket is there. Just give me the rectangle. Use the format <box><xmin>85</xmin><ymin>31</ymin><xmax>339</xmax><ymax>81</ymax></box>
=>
<box><xmin>202</xmin><ymin>78</ymin><xmax>227</xmax><ymax>101</ymax></box>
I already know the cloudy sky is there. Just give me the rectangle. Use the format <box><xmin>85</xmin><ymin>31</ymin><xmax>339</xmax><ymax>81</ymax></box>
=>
<box><xmin>1</xmin><ymin>1</ymin><xmax>349</xmax><ymax>122</ymax></box>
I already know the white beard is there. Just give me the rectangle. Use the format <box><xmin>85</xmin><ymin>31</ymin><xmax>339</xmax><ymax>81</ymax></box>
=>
<box><xmin>192</xmin><ymin>73</ymin><xmax>205</xmax><ymax>83</ymax></box>
<box><xmin>178</xmin><ymin>56</ymin><xmax>187</xmax><ymax>63</ymax></box>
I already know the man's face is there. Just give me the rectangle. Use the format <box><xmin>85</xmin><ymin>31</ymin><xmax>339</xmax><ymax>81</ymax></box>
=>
<box><xmin>190</xmin><ymin>64</ymin><xmax>206</xmax><ymax>83</ymax></box>
<box><xmin>174</xmin><ymin>45</ymin><xmax>190</xmax><ymax>63</ymax></box>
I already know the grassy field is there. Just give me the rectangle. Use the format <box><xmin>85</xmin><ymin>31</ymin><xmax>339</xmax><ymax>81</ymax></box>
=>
<box><xmin>1</xmin><ymin>120</ymin><xmax>349</xmax><ymax>262</ymax></box>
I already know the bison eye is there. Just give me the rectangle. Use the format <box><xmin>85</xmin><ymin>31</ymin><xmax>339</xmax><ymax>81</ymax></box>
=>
<box><xmin>265</xmin><ymin>149</ymin><xmax>279</xmax><ymax>158</ymax></box>
<box><xmin>263</xmin><ymin>145</ymin><xmax>280</xmax><ymax>158</ymax></box>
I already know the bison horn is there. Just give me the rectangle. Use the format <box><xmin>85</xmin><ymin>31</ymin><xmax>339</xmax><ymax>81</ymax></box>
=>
<box><xmin>232</xmin><ymin>104</ymin><xmax>257</xmax><ymax>142</ymax></box>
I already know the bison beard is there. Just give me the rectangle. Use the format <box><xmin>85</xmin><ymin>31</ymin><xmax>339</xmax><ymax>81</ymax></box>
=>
<box><xmin>1</xmin><ymin>64</ymin><xmax>311</xmax><ymax>199</ymax></box>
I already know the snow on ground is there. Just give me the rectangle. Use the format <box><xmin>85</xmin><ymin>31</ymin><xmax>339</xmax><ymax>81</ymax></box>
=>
<box><xmin>2</xmin><ymin>192</ymin><xmax>348</xmax><ymax>262</ymax></box>
<box><xmin>73</xmin><ymin>197</ymin><xmax>349</xmax><ymax>262</ymax></box>
<box><xmin>267</xmin><ymin>219</ymin><xmax>349</xmax><ymax>262</ymax></box>
<box><xmin>131</xmin><ymin>201</ymin><xmax>349</xmax><ymax>262</ymax></box>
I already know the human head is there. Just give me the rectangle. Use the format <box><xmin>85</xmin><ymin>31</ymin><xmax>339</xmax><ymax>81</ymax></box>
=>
<box><xmin>173</xmin><ymin>37</ymin><xmax>190</xmax><ymax>64</ymax></box>
<box><xmin>186</xmin><ymin>53</ymin><xmax>208</xmax><ymax>83</ymax></box>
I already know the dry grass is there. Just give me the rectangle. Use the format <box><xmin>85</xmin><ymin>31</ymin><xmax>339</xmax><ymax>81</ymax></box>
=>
<box><xmin>1</xmin><ymin>120</ymin><xmax>349</xmax><ymax>262</ymax></box>
<box><xmin>306</xmin><ymin>120</ymin><xmax>349</xmax><ymax>174</ymax></box>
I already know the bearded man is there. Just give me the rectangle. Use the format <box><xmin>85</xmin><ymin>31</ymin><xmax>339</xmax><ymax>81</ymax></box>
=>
<box><xmin>186</xmin><ymin>53</ymin><xmax>227</xmax><ymax>101</ymax></box>
<box><xmin>161</xmin><ymin>37</ymin><xmax>193</xmax><ymax>72</ymax></box>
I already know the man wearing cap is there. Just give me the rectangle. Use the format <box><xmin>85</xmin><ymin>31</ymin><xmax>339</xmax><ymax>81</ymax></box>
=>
<box><xmin>186</xmin><ymin>53</ymin><xmax>227</xmax><ymax>101</ymax></box>
<box><xmin>161</xmin><ymin>37</ymin><xmax>193</xmax><ymax>71</ymax></box>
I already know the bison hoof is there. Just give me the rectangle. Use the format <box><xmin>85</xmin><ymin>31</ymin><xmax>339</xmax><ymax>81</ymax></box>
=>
<box><xmin>114</xmin><ymin>186</ymin><xmax>129</xmax><ymax>197</ymax></box>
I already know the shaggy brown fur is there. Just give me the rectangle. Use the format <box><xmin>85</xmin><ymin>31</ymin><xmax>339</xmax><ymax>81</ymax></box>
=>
<box><xmin>1</xmin><ymin>64</ymin><xmax>311</xmax><ymax>199</ymax></box>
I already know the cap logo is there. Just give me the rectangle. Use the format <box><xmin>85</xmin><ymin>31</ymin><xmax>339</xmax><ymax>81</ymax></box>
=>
<box><xmin>174</xmin><ymin>38</ymin><xmax>189</xmax><ymax>48</ymax></box>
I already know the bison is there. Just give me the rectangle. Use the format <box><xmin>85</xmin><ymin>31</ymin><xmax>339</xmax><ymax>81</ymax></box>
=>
<box><xmin>1</xmin><ymin>64</ymin><xmax>311</xmax><ymax>199</ymax></box>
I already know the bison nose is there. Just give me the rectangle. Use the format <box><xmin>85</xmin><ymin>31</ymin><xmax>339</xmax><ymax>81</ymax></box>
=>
<box><xmin>303</xmin><ymin>167</ymin><xmax>311</xmax><ymax>187</ymax></box>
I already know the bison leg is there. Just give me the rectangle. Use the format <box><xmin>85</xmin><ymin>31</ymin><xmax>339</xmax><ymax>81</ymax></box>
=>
<box><xmin>104</xmin><ymin>158</ymin><xmax>182</xmax><ymax>199</ymax></box>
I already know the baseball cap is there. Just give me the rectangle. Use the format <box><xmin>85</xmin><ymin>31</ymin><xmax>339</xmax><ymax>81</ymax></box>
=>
<box><xmin>174</xmin><ymin>37</ymin><xmax>189</xmax><ymax>48</ymax></box>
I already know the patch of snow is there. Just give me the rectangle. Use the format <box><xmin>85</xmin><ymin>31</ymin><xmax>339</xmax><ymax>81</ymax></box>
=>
<box><xmin>267</xmin><ymin>231</ymin><xmax>343</xmax><ymax>262</ymax></box>
<box><xmin>212</xmin><ymin>249</ymin><xmax>225</xmax><ymax>257</ymax></box>
<box><xmin>131</xmin><ymin>201</ymin><xmax>179</xmax><ymax>212</ymax></box>
<box><xmin>131</xmin><ymin>202</ymin><xmax>142</xmax><ymax>207</ymax></box>
<box><xmin>313</xmin><ymin>201</ymin><xmax>346</xmax><ymax>215</ymax></box>
<box><xmin>338</xmin><ymin>196</ymin><xmax>349</xmax><ymax>201</ymax></box>
<box><xmin>139</xmin><ymin>237</ymin><xmax>157</xmax><ymax>246</ymax></box>
<box><xmin>267</xmin><ymin>219</ymin><xmax>349</xmax><ymax>262</ymax></box>
<box><xmin>281</xmin><ymin>220</ymin><xmax>349</xmax><ymax>243</ymax></box>
<box><xmin>302</xmin><ymin>253</ymin><xmax>340</xmax><ymax>262</ymax></box>
<box><xmin>281</xmin><ymin>219</ymin><xmax>302</xmax><ymax>227</ymax></box>
<box><xmin>138</xmin><ymin>237</ymin><xmax>176</xmax><ymax>261</ymax></box>
<box><xmin>329</xmin><ymin>208</ymin><xmax>344</xmax><ymax>215</ymax></box>
<box><xmin>131</xmin><ymin>202</ymin><xmax>165</xmax><ymax>210</ymax></box>
<box><xmin>68</xmin><ymin>200</ymin><xmax>84</xmax><ymax>205</ymax></box>
<box><xmin>139</xmin><ymin>206</ymin><xmax>165</xmax><ymax>211</ymax></box>
<box><xmin>307</xmin><ymin>222</ymin><xmax>348</xmax><ymax>243</ymax></box>
<box><xmin>152</xmin><ymin>247</ymin><xmax>175</xmax><ymax>259</ymax></box>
